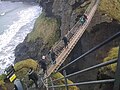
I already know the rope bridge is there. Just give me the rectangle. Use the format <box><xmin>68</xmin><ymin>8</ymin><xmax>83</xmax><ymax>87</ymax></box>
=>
<box><xmin>46</xmin><ymin>0</ymin><xmax>100</xmax><ymax>77</ymax></box>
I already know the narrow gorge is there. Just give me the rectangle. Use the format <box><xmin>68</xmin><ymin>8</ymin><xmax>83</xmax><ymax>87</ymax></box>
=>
<box><xmin>0</xmin><ymin>0</ymin><xmax>120</xmax><ymax>90</ymax></box>
<box><xmin>14</xmin><ymin>0</ymin><xmax>120</xmax><ymax>90</ymax></box>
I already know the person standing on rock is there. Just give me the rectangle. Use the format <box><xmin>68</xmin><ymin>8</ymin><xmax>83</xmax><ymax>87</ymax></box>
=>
<box><xmin>28</xmin><ymin>68</ymin><xmax>38</xmax><ymax>88</ymax></box>
<box><xmin>39</xmin><ymin>56</ymin><xmax>47</xmax><ymax>75</ymax></box>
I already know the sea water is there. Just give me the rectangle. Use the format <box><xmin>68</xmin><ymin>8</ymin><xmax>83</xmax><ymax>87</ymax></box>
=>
<box><xmin>0</xmin><ymin>1</ymin><xmax>42</xmax><ymax>74</ymax></box>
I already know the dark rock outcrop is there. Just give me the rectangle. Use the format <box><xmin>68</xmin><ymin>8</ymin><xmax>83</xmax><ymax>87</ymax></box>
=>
<box><xmin>14</xmin><ymin>38</ymin><xmax>45</xmax><ymax>63</ymax></box>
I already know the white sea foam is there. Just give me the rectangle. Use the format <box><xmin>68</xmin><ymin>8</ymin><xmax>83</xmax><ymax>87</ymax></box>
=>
<box><xmin>0</xmin><ymin>5</ymin><xmax>42</xmax><ymax>72</ymax></box>
<box><xmin>0</xmin><ymin>12</ymin><xmax>5</xmax><ymax>16</ymax></box>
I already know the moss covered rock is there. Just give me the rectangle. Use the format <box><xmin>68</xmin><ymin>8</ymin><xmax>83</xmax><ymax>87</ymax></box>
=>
<box><xmin>27</xmin><ymin>13</ymin><xmax>60</xmax><ymax>48</ymax></box>
<box><xmin>15</xmin><ymin>13</ymin><xmax>60</xmax><ymax>62</ymax></box>
<box><xmin>51</xmin><ymin>72</ymin><xmax>79</xmax><ymax>90</ymax></box>
<box><xmin>99</xmin><ymin>47</ymin><xmax>119</xmax><ymax>77</ymax></box>
<box><xmin>14</xmin><ymin>59</ymin><xmax>40</xmax><ymax>89</ymax></box>
<box><xmin>99</xmin><ymin>0</ymin><xmax>120</xmax><ymax>21</ymax></box>
<box><xmin>0</xmin><ymin>80</ymin><xmax>6</xmax><ymax>90</ymax></box>
<box><xmin>103</xmin><ymin>47</ymin><xmax>119</xmax><ymax>72</ymax></box>
<box><xmin>14</xmin><ymin>59</ymin><xmax>39</xmax><ymax>79</ymax></box>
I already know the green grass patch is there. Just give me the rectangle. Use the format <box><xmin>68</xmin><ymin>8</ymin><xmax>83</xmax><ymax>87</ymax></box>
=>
<box><xmin>14</xmin><ymin>59</ymin><xmax>39</xmax><ymax>79</ymax></box>
<box><xmin>51</xmin><ymin>72</ymin><xmax>79</xmax><ymax>90</ymax></box>
<box><xmin>99</xmin><ymin>0</ymin><xmax>120</xmax><ymax>21</ymax></box>
<box><xmin>27</xmin><ymin>13</ymin><xmax>60</xmax><ymax>48</ymax></box>
<box><xmin>0</xmin><ymin>80</ymin><xmax>6</xmax><ymax>90</ymax></box>
<box><xmin>13</xmin><ymin>59</ymin><xmax>40</xmax><ymax>89</ymax></box>
<box><xmin>0</xmin><ymin>74</ymin><xmax>6</xmax><ymax>81</ymax></box>
<box><xmin>100</xmin><ymin>47</ymin><xmax>119</xmax><ymax>74</ymax></box>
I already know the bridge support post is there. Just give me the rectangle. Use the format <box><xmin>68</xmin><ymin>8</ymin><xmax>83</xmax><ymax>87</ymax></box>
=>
<box><xmin>113</xmin><ymin>44</ymin><xmax>120</xmax><ymax>90</ymax></box>
<box><xmin>63</xmin><ymin>70</ymin><xmax>69</xmax><ymax>90</ymax></box>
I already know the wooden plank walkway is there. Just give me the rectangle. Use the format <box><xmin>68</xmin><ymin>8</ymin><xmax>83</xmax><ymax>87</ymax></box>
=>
<box><xmin>46</xmin><ymin>0</ymin><xmax>100</xmax><ymax>77</ymax></box>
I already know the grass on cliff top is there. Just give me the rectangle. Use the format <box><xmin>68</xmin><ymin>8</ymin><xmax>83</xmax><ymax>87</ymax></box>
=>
<box><xmin>100</xmin><ymin>47</ymin><xmax>119</xmax><ymax>73</ymax></box>
<box><xmin>51</xmin><ymin>72</ymin><xmax>79</xmax><ymax>90</ymax></box>
<box><xmin>99</xmin><ymin>0</ymin><xmax>120</xmax><ymax>21</ymax></box>
<box><xmin>27</xmin><ymin>13</ymin><xmax>60</xmax><ymax>47</ymax></box>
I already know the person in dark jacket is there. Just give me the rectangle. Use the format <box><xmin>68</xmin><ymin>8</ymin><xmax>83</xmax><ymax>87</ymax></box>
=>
<box><xmin>49</xmin><ymin>48</ymin><xmax>56</xmax><ymax>64</ymax></box>
<box><xmin>39</xmin><ymin>56</ymin><xmax>47</xmax><ymax>75</ymax></box>
<box><xmin>83</xmin><ymin>14</ymin><xmax>87</xmax><ymax>20</ymax></box>
<box><xmin>28</xmin><ymin>68</ymin><xmax>38</xmax><ymax>88</ymax></box>
<box><xmin>62</xmin><ymin>36</ymin><xmax>69</xmax><ymax>48</ymax></box>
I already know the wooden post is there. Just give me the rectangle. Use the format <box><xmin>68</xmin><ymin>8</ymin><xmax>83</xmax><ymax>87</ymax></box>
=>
<box><xmin>63</xmin><ymin>70</ymin><xmax>69</xmax><ymax>90</ymax></box>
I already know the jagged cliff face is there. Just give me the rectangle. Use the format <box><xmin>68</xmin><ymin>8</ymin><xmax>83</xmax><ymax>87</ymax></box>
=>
<box><xmin>14</xmin><ymin>0</ymin><xmax>120</xmax><ymax>90</ymax></box>
<box><xmin>38</xmin><ymin>0</ymin><xmax>120</xmax><ymax>38</ymax></box>
<box><xmin>39</xmin><ymin>0</ymin><xmax>90</xmax><ymax>37</ymax></box>
<box><xmin>15</xmin><ymin>15</ymin><xmax>60</xmax><ymax>63</ymax></box>
<box><xmin>15</xmin><ymin>0</ymin><xmax>89</xmax><ymax>62</ymax></box>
